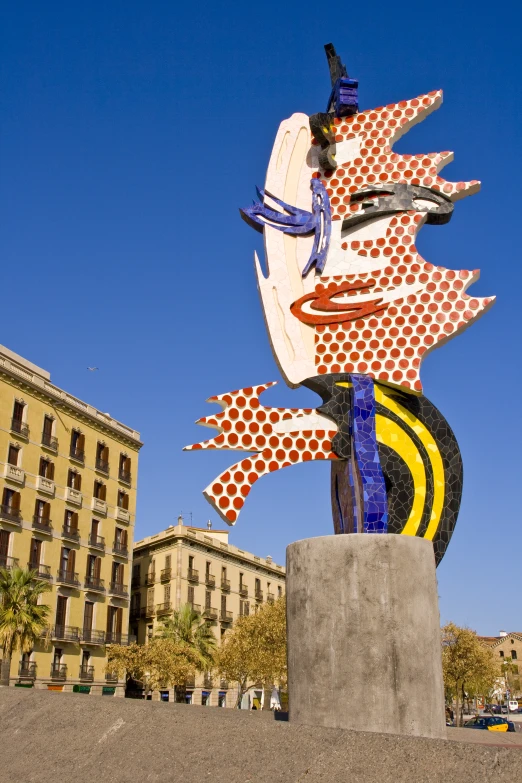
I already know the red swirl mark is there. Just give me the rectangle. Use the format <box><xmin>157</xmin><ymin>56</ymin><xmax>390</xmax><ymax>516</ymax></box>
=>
<box><xmin>290</xmin><ymin>279</ymin><xmax>389</xmax><ymax>326</ymax></box>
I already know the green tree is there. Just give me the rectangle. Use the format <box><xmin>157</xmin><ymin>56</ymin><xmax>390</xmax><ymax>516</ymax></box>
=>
<box><xmin>218</xmin><ymin>597</ymin><xmax>286</xmax><ymax>708</ymax></box>
<box><xmin>441</xmin><ymin>623</ymin><xmax>499</xmax><ymax>725</ymax></box>
<box><xmin>0</xmin><ymin>566</ymin><xmax>52</xmax><ymax>686</ymax></box>
<box><xmin>501</xmin><ymin>657</ymin><xmax>520</xmax><ymax>700</ymax></box>
<box><xmin>107</xmin><ymin>638</ymin><xmax>200</xmax><ymax>693</ymax></box>
<box><xmin>156</xmin><ymin>603</ymin><xmax>216</xmax><ymax>671</ymax></box>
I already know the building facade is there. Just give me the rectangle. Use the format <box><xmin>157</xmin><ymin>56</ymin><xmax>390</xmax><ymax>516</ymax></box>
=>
<box><xmin>0</xmin><ymin>345</ymin><xmax>142</xmax><ymax>695</ymax></box>
<box><xmin>479</xmin><ymin>631</ymin><xmax>522</xmax><ymax>698</ymax></box>
<box><xmin>131</xmin><ymin>520</ymin><xmax>286</xmax><ymax>706</ymax></box>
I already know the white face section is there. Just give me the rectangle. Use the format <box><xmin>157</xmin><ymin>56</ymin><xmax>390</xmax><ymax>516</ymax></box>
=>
<box><xmin>325</xmin><ymin>215</ymin><xmax>396</xmax><ymax>277</ymax></box>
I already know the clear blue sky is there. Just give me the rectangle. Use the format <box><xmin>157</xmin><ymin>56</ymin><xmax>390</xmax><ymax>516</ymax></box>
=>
<box><xmin>1</xmin><ymin>1</ymin><xmax>520</xmax><ymax>636</ymax></box>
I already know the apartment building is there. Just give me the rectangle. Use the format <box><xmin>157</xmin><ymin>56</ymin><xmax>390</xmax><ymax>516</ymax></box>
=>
<box><xmin>0</xmin><ymin>345</ymin><xmax>142</xmax><ymax>695</ymax></box>
<box><xmin>479</xmin><ymin>631</ymin><xmax>522</xmax><ymax>697</ymax></box>
<box><xmin>131</xmin><ymin>519</ymin><xmax>286</xmax><ymax>706</ymax></box>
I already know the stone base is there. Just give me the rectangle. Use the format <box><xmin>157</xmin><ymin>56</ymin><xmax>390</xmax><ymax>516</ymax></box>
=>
<box><xmin>286</xmin><ymin>534</ymin><xmax>446</xmax><ymax>739</ymax></box>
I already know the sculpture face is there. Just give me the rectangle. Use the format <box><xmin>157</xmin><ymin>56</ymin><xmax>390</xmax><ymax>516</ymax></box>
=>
<box><xmin>186</xmin><ymin>48</ymin><xmax>494</xmax><ymax>565</ymax></box>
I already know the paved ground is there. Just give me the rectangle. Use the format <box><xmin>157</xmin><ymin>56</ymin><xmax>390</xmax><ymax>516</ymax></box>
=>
<box><xmin>1</xmin><ymin>688</ymin><xmax>522</xmax><ymax>782</ymax></box>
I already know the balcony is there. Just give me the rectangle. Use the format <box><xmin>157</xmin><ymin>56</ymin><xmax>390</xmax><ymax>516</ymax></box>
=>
<box><xmin>4</xmin><ymin>464</ymin><xmax>25</xmax><ymax>485</ymax></box>
<box><xmin>61</xmin><ymin>524</ymin><xmax>80</xmax><ymax>542</ymax></box>
<box><xmin>18</xmin><ymin>661</ymin><xmax>37</xmax><ymax>680</ymax></box>
<box><xmin>109</xmin><ymin>582</ymin><xmax>128</xmax><ymax>598</ymax></box>
<box><xmin>105</xmin><ymin>632</ymin><xmax>136</xmax><ymax>646</ymax></box>
<box><xmin>203</xmin><ymin>673</ymin><xmax>213</xmax><ymax>688</ymax></box>
<box><xmin>32</xmin><ymin>515</ymin><xmax>53</xmax><ymax>535</ymax></box>
<box><xmin>69</xmin><ymin>446</ymin><xmax>84</xmax><ymax>464</ymax></box>
<box><xmin>156</xmin><ymin>602</ymin><xmax>172</xmax><ymax>616</ymax></box>
<box><xmin>145</xmin><ymin>572</ymin><xmax>156</xmax><ymax>586</ymax></box>
<box><xmin>0</xmin><ymin>555</ymin><xmax>19</xmax><ymax>570</ymax></box>
<box><xmin>50</xmin><ymin>664</ymin><xmax>67</xmax><ymax>681</ymax></box>
<box><xmin>116</xmin><ymin>506</ymin><xmax>129</xmax><ymax>523</ymax></box>
<box><xmin>88</xmin><ymin>533</ymin><xmax>105</xmax><ymax>551</ymax></box>
<box><xmin>221</xmin><ymin>578</ymin><xmax>230</xmax><ymax>592</ymax></box>
<box><xmin>81</xmin><ymin>629</ymin><xmax>105</xmax><ymax>645</ymax></box>
<box><xmin>220</xmin><ymin>679</ymin><xmax>229</xmax><ymax>690</ymax></box>
<box><xmin>41</xmin><ymin>432</ymin><xmax>58</xmax><ymax>452</ymax></box>
<box><xmin>65</xmin><ymin>487</ymin><xmax>82</xmax><ymax>507</ymax></box>
<box><xmin>105</xmin><ymin>671</ymin><xmax>119</xmax><ymax>682</ymax></box>
<box><xmin>220</xmin><ymin>610</ymin><xmax>233</xmax><ymax>623</ymax></box>
<box><xmin>185</xmin><ymin>675</ymin><xmax>196</xmax><ymax>687</ymax></box>
<box><xmin>56</xmin><ymin>569</ymin><xmax>80</xmax><ymax>587</ymax></box>
<box><xmin>28</xmin><ymin>562</ymin><xmax>52</xmax><ymax>580</ymax></box>
<box><xmin>160</xmin><ymin>568</ymin><xmax>171</xmax><ymax>582</ymax></box>
<box><xmin>36</xmin><ymin>475</ymin><xmax>55</xmax><ymax>496</ymax></box>
<box><xmin>84</xmin><ymin>575</ymin><xmax>105</xmax><ymax>593</ymax></box>
<box><xmin>189</xmin><ymin>603</ymin><xmax>201</xmax><ymax>614</ymax></box>
<box><xmin>0</xmin><ymin>505</ymin><xmax>22</xmax><ymax>525</ymax></box>
<box><xmin>11</xmin><ymin>417</ymin><xmax>29</xmax><ymax>439</ymax></box>
<box><xmin>202</xmin><ymin>607</ymin><xmax>217</xmax><ymax>620</ymax></box>
<box><xmin>144</xmin><ymin>605</ymin><xmax>155</xmax><ymax>618</ymax></box>
<box><xmin>112</xmin><ymin>540</ymin><xmax>128</xmax><ymax>558</ymax></box>
<box><xmin>239</xmin><ymin>585</ymin><xmax>248</xmax><ymax>598</ymax></box>
<box><xmin>187</xmin><ymin>569</ymin><xmax>199</xmax><ymax>583</ymax></box>
<box><xmin>79</xmin><ymin>665</ymin><xmax>94</xmax><ymax>682</ymax></box>
<box><xmin>52</xmin><ymin>625</ymin><xmax>80</xmax><ymax>642</ymax></box>
<box><xmin>255</xmin><ymin>589</ymin><xmax>263</xmax><ymax>601</ymax></box>
<box><xmin>91</xmin><ymin>497</ymin><xmax>107</xmax><ymax>516</ymax></box>
<box><xmin>118</xmin><ymin>469</ymin><xmax>131</xmax><ymax>485</ymax></box>
<box><xmin>267</xmin><ymin>592</ymin><xmax>275</xmax><ymax>603</ymax></box>
<box><xmin>95</xmin><ymin>458</ymin><xmax>109</xmax><ymax>475</ymax></box>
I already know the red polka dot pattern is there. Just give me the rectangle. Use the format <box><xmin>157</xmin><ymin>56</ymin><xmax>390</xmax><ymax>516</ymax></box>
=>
<box><xmin>184</xmin><ymin>383</ymin><xmax>337</xmax><ymax>524</ymax></box>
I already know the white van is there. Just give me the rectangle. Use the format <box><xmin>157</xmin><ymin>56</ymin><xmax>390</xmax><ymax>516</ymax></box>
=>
<box><xmin>508</xmin><ymin>700</ymin><xmax>519</xmax><ymax>712</ymax></box>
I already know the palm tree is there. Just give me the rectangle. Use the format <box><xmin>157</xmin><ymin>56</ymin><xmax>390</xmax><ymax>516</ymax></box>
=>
<box><xmin>156</xmin><ymin>603</ymin><xmax>216</xmax><ymax>671</ymax></box>
<box><xmin>0</xmin><ymin>567</ymin><xmax>52</xmax><ymax>686</ymax></box>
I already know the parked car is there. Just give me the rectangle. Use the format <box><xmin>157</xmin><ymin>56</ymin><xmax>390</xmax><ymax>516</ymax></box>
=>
<box><xmin>485</xmin><ymin>703</ymin><xmax>508</xmax><ymax>714</ymax></box>
<box><xmin>508</xmin><ymin>700</ymin><xmax>519</xmax><ymax>712</ymax></box>
<box><xmin>464</xmin><ymin>716</ymin><xmax>515</xmax><ymax>732</ymax></box>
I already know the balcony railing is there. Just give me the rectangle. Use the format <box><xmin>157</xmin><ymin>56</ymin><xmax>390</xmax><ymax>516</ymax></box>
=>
<box><xmin>189</xmin><ymin>603</ymin><xmax>201</xmax><ymax>614</ymax></box>
<box><xmin>145</xmin><ymin>572</ymin><xmax>155</xmax><ymax>586</ymax></box>
<box><xmin>79</xmin><ymin>665</ymin><xmax>94</xmax><ymax>682</ymax></box>
<box><xmin>65</xmin><ymin>487</ymin><xmax>82</xmax><ymax>506</ymax></box>
<box><xmin>88</xmin><ymin>533</ymin><xmax>105</xmax><ymax>551</ymax></box>
<box><xmin>239</xmin><ymin>585</ymin><xmax>248</xmax><ymax>597</ymax></box>
<box><xmin>156</xmin><ymin>602</ymin><xmax>172</xmax><ymax>616</ymax></box>
<box><xmin>0</xmin><ymin>505</ymin><xmax>22</xmax><ymax>524</ymax></box>
<box><xmin>69</xmin><ymin>446</ymin><xmax>84</xmax><ymax>463</ymax></box>
<box><xmin>187</xmin><ymin>569</ymin><xmax>199</xmax><ymax>582</ymax></box>
<box><xmin>4</xmin><ymin>464</ymin><xmax>25</xmax><ymax>485</ymax></box>
<box><xmin>112</xmin><ymin>541</ymin><xmax>128</xmax><ymax>557</ymax></box>
<box><xmin>203</xmin><ymin>674</ymin><xmax>213</xmax><ymax>688</ymax></box>
<box><xmin>52</xmin><ymin>625</ymin><xmax>80</xmax><ymax>642</ymax></box>
<box><xmin>32</xmin><ymin>515</ymin><xmax>53</xmax><ymax>534</ymax></box>
<box><xmin>36</xmin><ymin>476</ymin><xmax>55</xmax><ymax>496</ymax></box>
<box><xmin>81</xmin><ymin>629</ymin><xmax>105</xmax><ymax>645</ymax></box>
<box><xmin>105</xmin><ymin>632</ymin><xmax>136</xmax><ymax>646</ymax></box>
<box><xmin>109</xmin><ymin>582</ymin><xmax>128</xmax><ymax>598</ymax></box>
<box><xmin>11</xmin><ymin>417</ymin><xmax>29</xmax><ymax>438</ymax></box>
<box><xmin>41</xmin><ymin>432</ymin><xmax>58</xmax><ymax>452</ymax></box>
<box><xmin>56</xmin><ymin>569</ymin><xmax>80</xmax><ymax>587</ymax></box>
<box><xmin>105</xmin><ymin>671</ymin><xmax>119</xmax><ymax>682</ymax></box>
<box><xmin>0</xmin><ymin>555</ymin><xmax>19</xmax><ymax>570</ymax></box>
<box><xmin>50</xmin><ymin>664</ymin><xmax>67</xmax><ymax>680</ymax></box>
<box><xmin>202</xmin><ymin>607</ymin><xmax>217</xmax><ymax>620</ymax></box>
<box><xmin>61</xmin><ymin>524</ymin><xmax>80</xmax><ymax>542</ymax></box>
<box><xmin>221</xmin><ymin>578</ymin><xmax>230</xmax><ymax>591</ymax></box>
<box><xmin>160</xmin><ymin>567</ymin><xmax>171</xmax><ymax>582</ymax></box>
<box><xmin>84</xmin><ymin>575</ymin><xmax>105</xmax><ymax>592</ymax></box>
<box><xmin>205</xmin><ymin>573</ymin><xmax>215</xmax><ymax>587</ymax></box>
<box><xmin>267</xmin><ymin>592</ymin><xmax>275</xmax><ymax>603</ymax></box>
<box><xmin>220</xmin><ymin>610</ymin><xmax>233</xmax><ymax>623</ymax></box>
<box><xmin>95</xmin><ymin>458</ymin><xmax>109</xmax><ymax>474</ymax></box>
<box><xmin>18</xmin><ymin>661</ymin><xmax>37</xmax><ymax>679</ymax></box>
<box><xmin>220</xmin><ymin>679</ymin><xmax>229</xmax><ymax>690</ymax></box>
<box><xmin>28</xmin><ymin>562</ymin><xmax>52</xmax><ymax>580</ymax></box>
<box><xmin>255</xmin><ymin>589</ymin><xmax>263</xmax><ymax>601</ymax></box>
<box><xmin>144</xmin><ymin>605</ymin><xmax>155</xmax><ymax>618</ymax></box>
<box><xmin>118</xmin><ymin>469</ymin><xmax>131</xmax><ymax>485</ymax></box>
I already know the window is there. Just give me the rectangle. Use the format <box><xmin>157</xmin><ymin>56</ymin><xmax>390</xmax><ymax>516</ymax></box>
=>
<box><xmin>42</xmin><ymin>415</ymin><xmax>54</xmax><ymax>446</ymax></box>
<box><xmin>114</xmin><ymin>528</ymin><xmax>128</xmax><ymax>553</ymax></box>
<box><xmin>512</xmin><ymin>650</ymin><xmax>518</xmax><ymax>660</ymax></box>
<box><xmin>500</xmin><ymin>651</ymin><xmax>505</xmax><ymax>657</ymax></box>
<box><xmin>67</xmin><ymin>469</ymin><xmax>81</xmax><ymax>490</ymax></box>
<box><xmin>7</xmin><ymin>445</ymin><xmax>20</xmax><ymax>466</ymax></box>
<box><xmin>0</xmin><ymin>530</ymin><xmax>10</xmax><ymax>567</ymax></box>
<box><xmin>240</xmin><ymin>600</ymin><xmax>250</xmax><ymax>616</ymax></box>
<box><xmin>132</xmin><ymin>563</ymin><xmax>140</xmax><ymax>579</ymax></box>
<box><xmin>64</xmin><ymin>509</ymin><xmax>78</xmax><ymax>531</ymax></box>
<box><xmin>164</xmin><ymin>584</ymin><xmax>171</xmax><ymax>602</ymax></box>
<box><xmin>221</xmin><ymin>595</ymin><xmax>227</xmax><ymax>614</ymax></box>
<box><xmin>55</xmin><ymin>596</ymin><xmax>67</xmax><ymax>629</ymax></box>
<box><xmin>93</xmin><ymin>481</ymin><xmax>106</xmax><ymax>500</ymax></box>
<box><xmin>188</xmin><ymin>555</ymin><xmax>194</xmax><ymax>570</ymax></box>
<box><xmin>188</xmin><ymin>586</ymin><xmax>195</xmax><ymax>605</ymax></box>
<box><xmin>117</xmin><ymin>490</ymin><xmax>129</xmax><ymax>510</ymax></box>
<box><xmin>34</xmin><ymin>499</ymin><xmax>50</xmax><ymax>520</ymax></box>
<box><xmin>11</xmin><ymin>400</ymin><xmax>26</xmax><ymax>432</ymax></box>
<box><xmin>112</xmin><ymin>561</ymin><xmax>124</xmax><ymax>585</ymax></box>
<box><xmin>39</xmin><ymin>457</ymin><xmax>54</xmax><ymax>479</ymax></box>
<box><xmin>83</xmin><ymin>601</ymin><xmax>94</xmax><ymax>633</ymax></box>
<box><xmin>222</xmin><ymin>566</ymin><xmax>227</xmax><ymax>579</ymax></box>
<box><xmin>70</xmin><ymin>430</ymin><xmax>85</xmax><ymax>460</ymax></box>
<box><xmin>29</xmin><ymin>537</ymin><xmax>42</xmax><ymax>568</ymax></box>
<box><xmin>2</xmin><ymin>488</ymin><xmax>21</xmax><ymax>514</ymax></box>
<box><xmin>106</xmin><ymin>606</ymin><xmax>123</xmax><ymax>641</ymax></box>
<box><xmin>86</xmin><ymin>554</ymin><xmax>101</xmax><ymax>579</ymax></box>
<box><xmin>147</xmin><ymin>587</ymin><xmax>154</xmax><ymax>609</ymax></box>
<box><xmin>119</xmin><ymin>454</ymin><xmax>131</xmax><ymax>482</ymax></box>
<box><xmin>206</xmin><ymin>561</ymin><xmax>211</xmax><ymax>576</ymax></box>
<box><xmin>96</xmin><ymin>442</ymin><xmax>109</xmax><ymax>472</ymax></box>
<box><xmin>165</xmin><ymin>554</ymin><xmax>171</xmax><ymax>570</ymax></box>
<box><xmin>60</xmin><ymin>547</ymin><xmax>75</xmax><ymax>574</ymax></box>
<box><xmin>205</xmin><ymin>590</ymin><xmax>211</xmax><ymax>609</ymax></box>
<box><xmin>278</xmin><ymin>585</ymin><xmax>282</xmax><ymax>598</ymax></box>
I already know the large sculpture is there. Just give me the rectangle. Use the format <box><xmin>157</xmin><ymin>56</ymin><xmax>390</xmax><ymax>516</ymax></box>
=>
<box><xmin>185</xmin><ymin>44</ymin><xmax>494</xmax><ymax>566</ymax></box>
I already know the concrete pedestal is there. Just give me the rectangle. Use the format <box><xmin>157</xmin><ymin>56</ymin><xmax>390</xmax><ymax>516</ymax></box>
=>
<box><xmin>286</xmin><ymin>534</ymin><xmax>446</xmax><ymax>739</ymax></box>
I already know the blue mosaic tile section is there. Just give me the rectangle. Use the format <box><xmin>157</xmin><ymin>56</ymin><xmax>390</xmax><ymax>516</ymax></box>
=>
<box><xmin>350</xmin><ymin>374</ymin><xmax>388</xmax><ymax>533</ymax></box>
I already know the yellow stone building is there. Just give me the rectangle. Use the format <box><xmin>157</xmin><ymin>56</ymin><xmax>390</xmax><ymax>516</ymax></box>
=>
<box><xmin>0</xmin><ymin>345</ymin><xmax>142</xmax><ymax>694</ymax></box>
<box><xmin>131</xmin><ymin>520</ymin><xmax>286</xmax><ymax>706</ymax></box>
